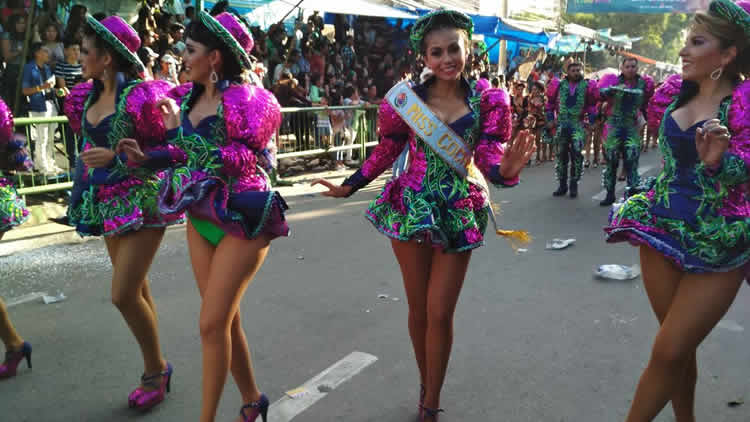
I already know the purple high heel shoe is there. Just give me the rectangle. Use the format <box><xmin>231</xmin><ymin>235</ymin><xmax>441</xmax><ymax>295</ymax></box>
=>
<box><xmin>240</xmin><ymin>393</ymin><xmax>269</xmax><ymax>422</ymax></box>
<box><xmin>128</xmin><ymin>363</ymin><xmax>173</xmax><ymax>411</ymax></box>
<box><xmin>0</xmin><ymin>341</ymin><xmax>32</xmax><ymax>379</ymax></box>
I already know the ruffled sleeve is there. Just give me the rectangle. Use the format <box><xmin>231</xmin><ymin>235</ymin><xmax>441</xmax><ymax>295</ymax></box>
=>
<box><xmin>545</xmin><ymin>77</ymin><xmax>560</xmax><ymax>122</ymax></box>
<box><xmin>641</xmin><ymin>75</ymin><xmax>655</xmax><ymax>115</ymax></box>
<box><xmin>223</xmin><ymin>84</ymin><xmax>282</xmax><ymax>151</ymax></box>
<box><xmin>597</xmin><ymin>73</ymin><xmax>620</xmax><ymax>98</ymax></box>
<box><xmin>584</xmin><ymin>80</ymin><xmax>599</xmax><ymax>123</ymax></box>
<box><xmin>167</xmin><ymin>82</ymin><xmax>193</xmax><ymax>104</ymax></box>
<box><xmin>124</xmin><ymin>80</ymin><xmax>174</xmax><ymax>149</ymax></box>
<box><xmin>0</xmin><ymin>99</ymin><xmax>13</xmax><ymax>146</ymax></box>
<box><xmin>63</xmin><ymin>81</ymin><xmax>94</xmax><ymax>136</ymax></box>
<box><xmin>342</xmin><ymin>100</ymin><xmax>411</xmax><ymax>194</ymax></box>
<box><xmin>129</xmin><ymin>84</ymin><xmax>193</xmax><ymax>171</ymax></box>
<box><xmin>714</xmin><ymin>80</ymin><xmax>750</xmax><ymax>186</ymax></box>
<box><xmin>647</xmin><ymin>74</ymin><xmax>682</xmax><ymax>135</ymax></box>
<box><xmin>474</xmin><ymin>88</ymin><xmax>518</xmax><ymax>187</ymax></box>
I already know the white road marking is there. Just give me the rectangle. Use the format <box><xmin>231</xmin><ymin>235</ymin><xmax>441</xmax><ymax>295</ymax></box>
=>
<box><xmin>270</xmin><ymin>351</ymin><xmax>378</xmax><ymax>421</ymax></box>
<box><xmin>6</xmin><ymin>291</ymin><xmax>48</xmax><ymax>307</ymax></box>
<box><xmin>592</xmin><ymin>165</ymin><xmax>654</xmax><ymax>201</ymax></box>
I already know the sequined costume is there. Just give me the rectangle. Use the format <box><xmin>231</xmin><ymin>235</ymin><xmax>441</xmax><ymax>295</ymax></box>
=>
<box><xmin>342</xmin><ymin>78</ymin><xmax>518</xmax><ymax>253</ymax></box>
<box><xmin>149</xmin><ymin>81</ymin><xmax>289</xmax><ymax>242</ymax></box>
<box><xmin>545</xmin><ymin>77</ymin><xmax>598</xmax><ymax>187</ymax></box>
<box><xmin>63</xmin><ymin>75</ymin><xmax>185</xmax><ymax>237</ymax></box>
<box><xmin>0</xmin><ymin>99</ymin><xmax>31</xmax><ymax>233</ymax></box>
<box><xmin>598</xmin><ymin>73</ymin><xmax>655</xmax><ymax>197</ymax></box>
<box><xmin>606</xmin><ymin>74</ymin><xmax>750</xmax><ymax>279</ymax></box>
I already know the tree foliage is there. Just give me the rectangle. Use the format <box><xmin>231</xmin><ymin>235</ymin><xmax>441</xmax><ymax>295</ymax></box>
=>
<box><xmin>562</xmin><ymin>13</ymin><xmax>689</xmax><ymax>63</ymax></box>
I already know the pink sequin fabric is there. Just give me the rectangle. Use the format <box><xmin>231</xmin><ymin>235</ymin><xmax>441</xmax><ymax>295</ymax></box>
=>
<box><xmin>647</xmin><ymin>74</ymin><xmax>682</xmax><ymax>134</ymax></box>
<box><xmin>220</xmin><ymin>142</ymin><xmax>258</xmax><ymax>178</ymax></box>
<box><xmin>157</xmin><ymin>82</ymin><xmax>288</xmax><ymax>240</ymax></box>
<box><xmin>475</xmin><ymin>88</ymin><xmax>518</xmax><ymax>186</ymax></box>
<box><xmin>63</xmin><ymin>80</ymin><xmax>184</xmax><ymax>236</ymax></box>
<box><xmin>0</xmin><ymin>99</ymin><xmax>12</xmax><ymax>145</ymax></box>
<box><xmin>224</xmin><ymin>84</ymin><xmax>281</xmax><ymax>151</ymax></box>
<box><xmin>168</xmin><ymin>83</ymin><xmax>193</xmax><ymax>103</ymax></box>
<box><xmin>361</xmin><ymin>101</ymin><xmax>412</xmax><ymax>180</ymax></box>
<box><xmin>64</xmin><ymin>81</ymin><xmax>94</xmax><ymax>135</ymax></box>
<box><xmin>126</xmin><ymin>80</ymin><xmax>173</xmax><ymax>147</ymax></box>
<box><xmin>724</xmin><ymin>79</ymin><xmax>750</xmax><ymax>217</ymax></box>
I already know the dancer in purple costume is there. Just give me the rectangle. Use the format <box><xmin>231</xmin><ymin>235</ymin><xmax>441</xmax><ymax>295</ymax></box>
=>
<box><xmin>0</xmin><ymin>98</ymin><xmax>33</xmax><ymax>380</ymax></box>
<box><xmin>605</xmin><ymin>1</ymin><xmax>750</xmax><ymax>420</ymax></box>
<box><xmin>63</xmin><ymin>15</ymin><xmax>182</xmax><ymax>410</ymax></box>
<box><xmin>118</xmin><ymin>11</ymin><xmax>285</xmax><ymax>422</ymax></box>
<box><xmin>313</xmin><ymin>9</ymin><xmax>535</xmax><ymax>422</ymax></box>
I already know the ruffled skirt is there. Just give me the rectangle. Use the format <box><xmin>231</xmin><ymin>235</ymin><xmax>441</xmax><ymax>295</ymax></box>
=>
<box><xmin>68</xmin><ymin>167</ymin><xmax>184</xmax><ymax>237</ymax></box>
<box><xmin>0</xmin><ymin>178</ymin><xmax>29</xmax><ymax>232</ymax></box>
<box><xmin>365</xmin><ymin>146</ymin><xmax>489</xmax><ymax>253</ymax></box>
<box><xmin>158</xmin><ymin>167</ymin><xmax>289</xmax><ymax>241</ymax></box>
<box><xmin>605</xmin><ymin>190</ymin><xmax>750</xmax><ymax>279</ymax></box>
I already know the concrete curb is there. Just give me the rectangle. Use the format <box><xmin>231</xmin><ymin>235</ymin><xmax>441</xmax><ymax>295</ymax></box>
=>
<box><xmin>0</xmin><ymin>169</ymin><xmax>362</xmax><ymax>256</ymax></box>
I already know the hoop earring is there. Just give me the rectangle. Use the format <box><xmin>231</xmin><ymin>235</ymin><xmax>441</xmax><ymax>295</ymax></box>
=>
<box><xmin>210</xmin><ymin>67</ymin><xmax>219</xmax><ymax>84</ymax></box>
<box><xmin>710</xmin><ymin>67</ymin><xmax>723</xmax><ymax>81</ymax></box>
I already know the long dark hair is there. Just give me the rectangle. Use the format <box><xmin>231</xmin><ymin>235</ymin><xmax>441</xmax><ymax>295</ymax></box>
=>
<box><xmin>185</xmin><ymin>19</ymin><xmax>245</xmax><ymax>83</ymax></box>
<box><xmin>64</xmin><ymin>5</ymin><xmax>87</xmax><ymax>42</ymax></box>
<box><xmin>82</xmin><ymin>23</ymin><xmax>141</xmax><ymax>80</ymax></box>
<box><xmin>7</xmin><ymin>14</ymin><xmax>27</xmax><ymax>41</ymax></box>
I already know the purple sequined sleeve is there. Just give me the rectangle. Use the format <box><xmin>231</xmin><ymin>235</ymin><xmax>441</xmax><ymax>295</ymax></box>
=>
<box><xmin>719</xmin><ymin>80</ymin><xmax>750</xmax><ymax>185</ymax></box>
<box><xmin>585</xmin><ymin>80</ymin><xmax>599</xmax><ymax>121</ymax></box>
<box><xmin>219</xmin><ymin>142</ymin><xmax>257</xmax><ymax>177</ymax></box>
<box><xmin>125</xmin><ymin>80</ymin><xmax>174</xmax><ymax>149</ymax></box>
<box><xmin>0</xmin><ymin>99</ymin><xmax>12</xmax><ymax>146</ymax></box>
<box><xmin>63</xmin><ymin>81</ymin><xmax>94</xmax><ymax>135</ymax></box>
<box><xmin>223</xmin><ymin>84</ymin><xmax>282</xmax><ymax>152</ymax></box>
<box><xmin>545</xmin><ymin>77</ymin><xmax>560</xmax><ymax>121</ymax></box>
<box><xmin>642</xmin><ymin>75</ymin><xmax>655</xmax><ymax>115</ymax></box>
<box><xmin>343</xmin><ymin>101</ymin><xmax>410</xmax><ymax>194</ymax></box>
<box><xmin>647</xmin><ymin>74</ymin><xmax>682</xmax><ymax>135</ymax></box>
<box><xmin>475</xmin><ymin>88</ymin><xmax>519</xmax><ymax>187</ymax></box>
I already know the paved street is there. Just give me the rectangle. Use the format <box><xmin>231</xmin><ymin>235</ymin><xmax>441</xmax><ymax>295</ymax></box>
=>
<box><xmin>1</xmin><ymin>150</ymin><xmax>749</xmax><ymax>422</ymax></box>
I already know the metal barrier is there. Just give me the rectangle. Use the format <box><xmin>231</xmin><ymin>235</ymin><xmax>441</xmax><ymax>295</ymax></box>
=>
<box><xmin>9</xmin><ymin>104</ymin><xmax>379</xmax><ymax>198</ymax></box>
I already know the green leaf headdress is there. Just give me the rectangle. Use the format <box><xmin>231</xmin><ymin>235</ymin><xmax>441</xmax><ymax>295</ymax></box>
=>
<box><xmin>409</xmin><ymin>9</ymin><xmax>474</xmax><ymax>54</ymax></box>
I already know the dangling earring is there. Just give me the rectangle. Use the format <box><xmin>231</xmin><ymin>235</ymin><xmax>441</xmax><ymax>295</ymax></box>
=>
<box><xmin>710</xmin><ymin>67</ymin><xmax>723</xmax><ymax>81</ymax></box>
<box><xmin>210</xmin><ymin>66</ymin><xmax>219</xmax><ymax>84</ymax></box>
<box><xmin>102</xmin><ymin>68</ymin><xmax>108</xmax><ymax>81</ymax></box>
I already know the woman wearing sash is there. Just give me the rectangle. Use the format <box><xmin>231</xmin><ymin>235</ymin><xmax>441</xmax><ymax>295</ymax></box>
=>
<box><xmin>605</xmin><ymin>1</ymin><xmax>750</xmax><ymax>420</ymax></box>
<box><xmin>0</xmin><ymin>98</ymin><xmax>33</xmax><ymax>380</ymax></box>
<box><xmin>118</xmin><ymin>11</ymin><xmax>285</xmax><ymax>422</ymax></box>
<box><xmin>63</xmin><ymin>15</ymin><xmax>182</xmax><ymax>410</ymax></box>
<box><xmin>313</xmin><ymin>10</ymin><xmax>535</xmax><ymax>421</ymax></box>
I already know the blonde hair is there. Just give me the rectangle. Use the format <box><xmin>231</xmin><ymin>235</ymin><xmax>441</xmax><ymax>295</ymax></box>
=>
<box><xmin>693</xmin><ymin>11</ymin><xmax>750</xmax><ymax>78</ymax></box>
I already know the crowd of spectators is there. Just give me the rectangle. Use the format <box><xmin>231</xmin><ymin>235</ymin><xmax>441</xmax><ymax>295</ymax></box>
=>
<box><xmin>0</xmin><ymin>0</ymin><xmax>496</xmax><ymax>174</ymax></box>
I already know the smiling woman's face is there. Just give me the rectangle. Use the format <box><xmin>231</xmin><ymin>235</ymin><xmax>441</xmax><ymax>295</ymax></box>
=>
<box><xmin>422</xmin><ymin>27</ymin><xmax>467</xmax><ymax>82</ymax></box>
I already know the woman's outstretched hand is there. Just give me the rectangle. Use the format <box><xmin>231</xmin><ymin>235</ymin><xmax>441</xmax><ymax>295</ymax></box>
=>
<box><xmin>311</xmin><ymin>179</ymin><xmax>352</xmax><ymax>198</ymax></box>
<box><xmin>500</xmin><ymin>129</ymin><xmax>537</xmax><ymax>180</ymax></box>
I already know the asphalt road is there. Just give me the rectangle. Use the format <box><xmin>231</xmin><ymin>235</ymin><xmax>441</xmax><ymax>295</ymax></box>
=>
<box><xmin>1</xmin><ymin>150</ymin><xmax>748</xmax><ymax>422</ymax></box>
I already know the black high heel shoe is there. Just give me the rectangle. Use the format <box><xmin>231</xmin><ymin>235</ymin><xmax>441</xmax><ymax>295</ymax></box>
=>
<box><xmin>240</xmin><ymin>393</ymin><xmax>269</xmax><ymax>422</ymax></box>
<box><xmin>420</xmin><ymin>405</ymin><xmax>444</xmax><ymax>421</ymax></box>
